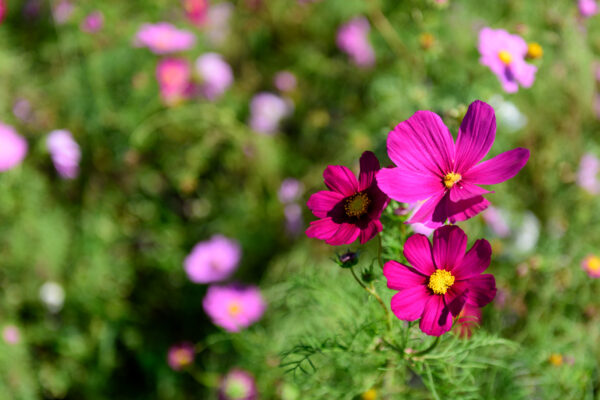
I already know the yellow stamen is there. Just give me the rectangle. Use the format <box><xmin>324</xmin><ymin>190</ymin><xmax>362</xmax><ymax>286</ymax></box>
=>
<box><xmin>587</xmin><ymin>256</ymin><xmax>600</xmax><ymax>271</ymax></box>
<box><xmin>361</xmin><ymin>389</ymin><xmax>378</xmax><ymax>400</ymax></box>
<box><xmin>428</xmin><ymin>269</ymin><xmax>455</xmax><ymax>295</ymax></box>
<box><xmin>344</xmin><ymin>192</ymin><xmax>370</xmax><ymax>218</ymax></box>
<box><xmin>228</xmin><ymin>301</ymin><xmax>242</xmax><ymax>316</ymax></box>
<box><xmin>443</xmin><ymin>172</ymin><xmax>462</xmax><ymax>189</ymax></box>
<box><xmin>526</xmin><ymin>42</ymin><xmax>543</xmax><ymax>60</ymax></box>
<box><xmin>498</xmin><ymin>50</ymin><xmax>513</xmax><ymax>65</ymax></box>
<box><xmin>548</xmin><ymin>353</ymin><xmax>563</xmax><ymax>366</ymax></box>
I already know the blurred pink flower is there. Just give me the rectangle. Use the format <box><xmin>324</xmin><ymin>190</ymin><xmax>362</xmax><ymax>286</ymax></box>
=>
<box><xmin>452</xmin><ymin>303</ymin><xmax>482</xmax><ymax>339</ymax></box>
<box><xmin>135</xmin><ymin>23</ymin><xmax>196</xmax><ymax>54</ymax></box>
<box><xmin>579</xmin><ymin>0</ymin><xmax>598</xmax><ymax>17</ymax></box>
<box><xmin>2</xmin><ymin>325</ymin><xmax>20</xmax><ymax>345</ymax></box>
<box><xmin>157</xmin><ymin>58</ymin><xmax>193</xmax><ymax>106</ymax></box>
<box><xmin>0</xmin><ymin>0</ymin><xmax>6</xmax><ymax>23</ymax></box>
<box><xmin>184</xmin><ymin>235</ymin><xmax>241</xmax><ymax>284</ymax></box>
<box><xmin>206</xmin><ymin>2</ymin><xmax>233</xmax><ymax>46</ymax></box>
<box><xmin>203</xmin><ymin>284</ymin><xmax>266</xmax><ymax>332</ymax></box>
<box><xmin>195</xmin><ymin>53</ymin><xmax>233</xmax><ymax>100</ymax></box>
<box><xmin>478</xmin><ymin>27</ymin><xmax>537</xmax><ymax>93</ymax></box>
<box><xmin>336</xmin><ymin>17</ymin><xmax>375</xmax><ymax>68</ymax></box>
<box><xmin>219</xmin><ymin>368</ymin><xmax>257</xmax><ymax>400</ymax></box>
<box><xmin>183</xmin><ymin>0</ymin><xmax>209</xmax><ymax>26</ymax></box>
<box><xmin>274</xmin><ymin>71</ymin><xmax>297</xmax><ymax>93</ymax></box>
<box><xmin>13</xmin><ymin>98</ymin><xmax>32</xmax><ymax>122</ymax></box>
<box><xmin>577</xmin><ymin>153</ymin><xmax>600</xmax><ymax>194</ymax></box>
<box><xmin>482</xmin><ymin>206</ymin><xmax>511</xmax><ymax>237</ymax></box>
<box><xmin>0</xmin><ymin>123</ymin><xmax>27</xmax><ymax>171</ymax></box>
<box><xmin>278</xmin><ymin>178</ymin><xmax>304</xmax><ymax>204</ymax></box>
<box><xmin>167</xmin><ymin>342</ymin><xmax>195</xmax><ymax>370</ymax></box>
<box><xmin>46</xmin><ymin>130</ymin><xmax>81</xmax><ymax>179</ymax></box>
<box><xmin>582</xmin><ymin>254</ymin><xmax>600</xmax><ymax>278</ymax></box>
<box><xmin>81</xmin><ymin>11</ymin><xmax>104</xmax><ymax>33</ymax></box>
<box><xmin>249</xmin><ymin>92</ymin><xmax>292</xmax><ymax>135</ymax></box>
<box><xmin>284</xmin><ymin>203</ymin><xmax>303</xmax><ymax>236</ymax></box>
<box><xmin>53</xmin><ymin>0</ymin><xmax>74</xmax><ymax>24</ymax></box>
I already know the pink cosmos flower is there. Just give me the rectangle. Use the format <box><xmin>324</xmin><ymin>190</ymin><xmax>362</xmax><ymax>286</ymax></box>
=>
<box><xmin>167</xmin><ymin>342</ymin><xmax>195</xmax><ymax>370</ymax></box>
<box><xmin>195</xmin><ymin>53</ymin><xmax>233</xmax><ymax>100</ymax></box>
<box><xmin>376</xmin><ymin>100</ymin><xmax>529</xmax><ymax>228</ymax></box>
<box><xmin>274</xmin><ymin>71</ymin><xmax>297</xmax><ymax>93</ymax></box>
<box><xmin>157</xmin><ymin>58</ymin><xmax>192</xmax><ymax>106</ymax></box>
<box><xmin>135</xmin><ymin>23</ymin><xmax>196</xmax><ymax>55</ymax></box>
<box><xmin>0</xmin><ymin>123</ymin><xmax>27</xmax><ymax>171</ymax></box>
<box><xmin>52</xmin><ymin>0</ymin><xmax>74</xmax><ymax>25</ymax></box>
<box><xmin>203</xmin><ymin>284</ymin><xmax>266</xmax><ymax>332</ymax></box>
<box><xmin>579</xmin><ymin>0</ymin><xmax>598</xmax><ymax>17</ymax></box>
<box><xmin>278</xmin><ymin>178</ymin><xmax>304</xmax><ymax>204</ymax></box>
<box><xmin>81</xmin><ymin>11</ymin><xmax>103</xmax><ymax>33</ymax></box>
<box><xmin>478</xmin><ymin>28</ymin><xmax>537</xmax><ymax>93</ymax></box>
<box><xmin>2</xmin><ymin>325</ymin><xmax>20</xmax><ymax>345</ymax></box>
<box><xmin>218</xmin><ymin>368</ymin><xmax>258</xmax><ymax>400</ymax></box>
<box><xmin>384</xmin><ymin>225</ymin><xmax>496</xmax><ymax>336</ymax></box>
<box><xmin>183</xmin><ymin>0</ymin><xmax>209</xmax><ymax>26</ymax></box>
<box><xmin>336</xmin><ymin>17</ymin><xmax>375</xmax><ymax>68</ymax></box>
<box><xmin>185</xmin><ymin>235</ymin><xmax>241</xmax><ymax>284</ymax></box>
<box><xmin>577</xmin><ymin>153</ymin><xmax>600</xmax><ymax>194</ymax></box>
<box><xmin>306</xmin><ymin>151</ymin><xmax>389</xmax><ymax>245</ymax></box>
<box><xmin>0</xmin><ymin>0</ymin><xmax>6</xmax><ymax>23</ymax></box>
<box><xmin>582</xmin><ymin>254</ymin><xmax>600</xmax><ymax>278</ymax></box>
<box><xmin>46</xmin><ymin>130</ymin><xmax>81</xmax><ymax>179</ymax></box>
<box><xmin>452</xmin><ymin>303</ymin><xmax>482</xmax><ymax>339</ymax></box>
<box><xmin>249</xmin><ymin>92</ymin><xmax>292</xmax><ymax>135</ymax></box>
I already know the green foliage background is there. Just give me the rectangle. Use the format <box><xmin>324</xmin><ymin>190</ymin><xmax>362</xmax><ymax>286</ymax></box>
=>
<box><xmin>0</xmin><ymin>0</ymin><xmax>599</xmax><ymax>398</ymax></box>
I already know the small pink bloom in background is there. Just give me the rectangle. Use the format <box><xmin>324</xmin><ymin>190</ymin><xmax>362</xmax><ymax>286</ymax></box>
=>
<box><xmin>336</xmin><ymin>17</ymin><xmax>375</xmax><ymax>68</ymax></box>
<box><xmin>219</xmin><ymin>368</ymin><xmax>258</xmax><ymax>400</ymax></box>
<box><xmin>13</xmin><ymin>98</ymin><xmax>32</xmax><ymax>122</ymax></box>
<box><xmin>184</xmin><ymin>235</ymin><xmax>241</xmax><ymax>284</ymax></box>
<box><xmin>306</xmin><ymin>151</ymin><xmax>389</xmax><ymax>245</ymax></box>
<box><xmin>384</xmin><ymin>225</ymin><xmax>496</xmax><ymax>336</ymax></box>
<box><xmin>582</xmin><ymin>254</ymin><xmax>600</xmax><ymax>278</ymax></box>
<box><xmin>135</xmin><ymin>23</ymin><xmax>196</xmax><ymax>54</ymax></box>
<box><xmin>0</xmin><ymin>0</ymin><xmax>6</xmax><ymax>23</ymax></box>
<box><xmin>206</xmin><ymin>2</ymin><xmax>233</xmax><ymax>46</ymax></box>
<box><xmin>2</xmin><ymin>325</ymin><xmax>20</xmax><ymax>345</ymax></box>
<box><xmin>577</xmin><ymin>153</ymin><xmax>600</xmax><ymax>194</ymax></box>
<box><xmin>203</xmin><ymin>284</ymin><xmax>266</xmax><ymax>332</ymax></box>
<box><xmin>482</xmin><ymin>206</ymin><xmax>511</xmax><ymax>238</ymax></box>
<box><xmin>284</xmin><ymin>203</ymin><xmax>303</xmax><ymax>236</ymax></box>
<box><xmin>377</xmin><ymin>100</ymin><xmax>529</xmax><ymax>228</ymax></box>
<box><xmin>195</xmin><ymin>53</ymin><xmax>233</xmax><ymax>100</ymax></box>
<box><xmin>249</xmin><ymin>92</ymin><xmax>292</xmax><ymax>135</ymax></box>
<box><xmin>0</xmin><ymin>123</ymin><xmax>27</xmax><ymax>172</ymax></box>
<box><xmin>157</xmin><ymin>58</ymin><xmax>193</xmax><ymax>106</ymax></box>
<box><xmin>452</xmin><ymin>303</ymin><xmax>482</xmax><ymax>339</ymax></box>
<box><xmin>183</xmin><ymin>0</ymin><xmax>209</xmax><ymax>26</ymax></box>
<box><xmin>81</xmin><ymin>11</ymin><xmax>103</xmax><ymax>33</ymax></box>
<box><xmin>579</xmin><ymin>0</ymin><xmax>598</xmax><ymax>17</ymax></box>
<box><xmin>53</xmin><ymin>0</ymin><xmax>74</xmax><ymax>24</ymax></box>
<box><xmin>46</xmin><ymin>130</ymin><xmax>81</xmax><ymax>179</ymax></box>
<box><xmin>274</xmin><ymin>71</ymin><xmax>297</xmax><ymax>93</ymax></box>
<box><xmin>478</xmin><ymin>28</ymin><xmax>537</xmax><ymax>93</ymax></box>
<box><xmin>278</xmin><ymin>178</ymin><xmax>304</xmax><ymax>204</ymax></box>
<box><xmin>167</xmin><ymin>342</ymin><xmax>195</xmax><ymax>370</ymax></box>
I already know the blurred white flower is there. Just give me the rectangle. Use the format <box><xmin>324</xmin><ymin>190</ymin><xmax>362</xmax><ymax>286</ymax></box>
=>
<box><xmin>39</xmin><ymin>281</ymin><xmax>65</xmax><ymax>313</ymax></box>
<box><xmin>513</xmin><ymin>212</ymin><xmax>540</xmax><ymax>254</ymax></box>
<box><xmin>489</xmin><ymin>95</ymin><xmax>527</xmax><ymax>133</ymax></box>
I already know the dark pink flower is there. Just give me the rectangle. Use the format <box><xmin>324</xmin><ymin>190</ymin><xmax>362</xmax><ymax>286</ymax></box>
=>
<box><xmin>452</xmin><ymin>303</ymin><xmax>482</xmax><ymax>339</ymax></box>
<box><xmin>203</xmin><ymin>284</ymin><xmax>266</xmax><ymax>332</ymax></box>
<box><xmin>0</xmin><ymin>0</ymin><xmax>6</xmax><ymax>23</ymax></box>
<box><xmin>218</xmin><ymin>368</ymin><xmax>257</xmax><ymax>400</ymax></box>
<box><xmin>156</xmin><ymin>58</ymin><xmax>193</xmax><ymax>106</ymax></box>
<box><xmin>183</xmin><ymin>0</ymin><xmax>209</xmax><ymax>26</ymax></box>
<box><xmin>384</xmin><ymin>225</ymin><xmax>496</xmax><ymax>336</ymax></box>
<box><xmin>306</xmin><ymin>151</ymin><xmax>389</xmax><ymax>245</ymax></box>
<box><xmin>81</xmin><ymin>11</ymin><xmax>104</xmax><ymax>34</ymax></box>
<box><xmin>377</xmin><ymin>100</ymin><xmax>529</xmax><ymax>228</ymax></box>
<box><xmin>167</xmin><ymin>342</ymin><xmax>195</xmax><ymax>370</ymax></box>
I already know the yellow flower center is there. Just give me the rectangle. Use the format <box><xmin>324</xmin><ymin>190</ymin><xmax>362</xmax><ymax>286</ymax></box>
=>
<box><xmin>498</xmin><ymin>50</ymin><xmax>513</xmax><ymax>65</ymax></box>
<box><xmin>526</xmin><ymin>42</ymin><xmax>543</xmax><ymax>59</ymax></box>
<box><xmin>361</xmin><ymin>389</ymin><xmax>378</xmax><ymax>400</ymax></box>
<box><xmin>173</xmin><ymin>349</ymin><xmax>193</xmax><ymax>366</ymax></box>
<box><xmin>428</xmin><ymin>269</ymin><xmax>455</xmax><ymax>295</ymax></box>
<box><xmin>443</xmin><ymin>172</ymin><xmax>462</xmax><ymax>189</ymax></box>
<box><xmin>548</xmin><ymin>353</ymin><xmax>563</xmax><ymax>366</ymax></box>
<box><xmin>588</xmin><ymin>256</ymin><xmax>600</xmax><ymax>271</ymax></box>
<box><xmin>227</xmin><ymin>301</ymin><xmax>242</xmax><ymax>316</ymax></box>
<box><xmin>344</xmin><ymin>192</ymin><xmax>370</xmax><ymax>218</ymax></box>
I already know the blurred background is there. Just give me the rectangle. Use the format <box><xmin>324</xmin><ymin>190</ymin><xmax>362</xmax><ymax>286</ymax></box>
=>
<box><xmin>1</xmin><ymin>0</ymin><xmax>600</xmax><ymax>398</ymax></box>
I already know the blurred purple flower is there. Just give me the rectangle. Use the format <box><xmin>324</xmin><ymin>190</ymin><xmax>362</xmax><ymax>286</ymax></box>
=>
<box><xmin>167</xmin><ymin>342</ymin><xmax>195</xmax><ymax>370</ymax></box>
<box><xmin>203</xmin><ymin>284</ymin><xmax>266</xmax><ymax>332</ymax></box>
<box><xmin>184</xmin><ymin>235</ymin><xmax>241</xmax><ymax>284</ymax></box>
<box><xmin>12</xmin><ymin>98</ymin><xmax>32</xmax><ymax>122</ymax></box>
<box><xmin>0</xmin><ymin>123</ymin><xmax>27</xmax><ymax>172</ymax></box>
<box><xmin>579</xmin><ymin>0</ymin><xmax>598</xmax><ymax>17</ymax></box>
<box><xmin>219</xmin><ymin>368</ymin><xmax>258</xmax><ymax>400</ymax></box>
<box><xmin>249</xmin><ymin>92</ymin><xmax>292</xmax><ymax>135</ymax></box>
<box><xmin>482</xmin><ymin>206</ymin><xmax>511</xmax><ymax>237</ymax></box>
<box><xmin>284</xmin><ymin>203</ymin><xmax>303</xmax><ymax>236</ymax></box>
<box><xmin>23</xmin><ymin>0</ymin><xmax>42</xmax><ymax>19</ymax></box>
<box><xmin>195</xmin><ymin>53</ymin><xmax>233</xmax><ymax>100</ymax></box>
<box><xmin>46</xmin><ymin>130</ymin><xmax>81</xmax><ymax>179</ymax></box>
<box><xmin>157</xmin><ymin>58</ymin><xmax>193</xmax><ymax>106</ymax></box>
<box><xmin>478</xmin><ymin>28</ymin><xmax>537</xmax><ymax>93</ymax></box>
<box><xmin>53</xmin><ymin>0</ymin><xmax>74</xmax><ymax>24</ymax></box>
<box><xmin>336</xmin><ymin>17</ymin><xmax>375</xmax><ymax>68</ymax></box>
<box><xmin>135</xmin><ymin>23</ymin><xmax>196</xmax><ymax>54</ymax></box>
<box><xmin>81</xmin><ymin>11</ymin><xmax>104</xmax><ymax>33</ymax></box>
<box><xmin>274</xmin><ymin>71</ymin><xmax>297</xmax><ymax>93</ymax></box>
<box><xmin>278</xmin><ymin>178</ymin><xmax>304</xmax><ymax>204</ymax></box>
<box><xmin>2</xmin><ymin>325</ymin><xmax>20</xmax><ymax>345</ymax></box>
<box><xmin>577</xmin><ymin>153</ymin><xmax>600</xmax><ymax>194</ymax></box>
<box><xmin>183</xmin><ymin>0</ymin><xmax>209</xmax><ymax>26</ymax></box>
<box><xmin>206</xmin><ymin>2</ymin><xmax>233</xmax><ymax>46</ymax></box>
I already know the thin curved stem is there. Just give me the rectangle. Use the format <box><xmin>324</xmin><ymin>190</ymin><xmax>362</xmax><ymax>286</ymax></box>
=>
<box><xmin>349</xmin><ymin>267</ymin><xmax>392</xmax><ymax>330</ymax></box>
<box><xmin>412</xmin><ymin>336</ymin><xmax>440</xmax><ymax>357</ymax></box>
<box><xmin>377</xmin><ymin>234</ymin><xmax>384</xmax><ymax>270</ymax></box>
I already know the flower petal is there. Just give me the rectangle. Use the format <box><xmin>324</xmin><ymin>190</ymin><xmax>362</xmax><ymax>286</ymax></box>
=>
<box><xmin>438</xmin><ymin>194</ymin><xmax>490</xmax><ymax>224</ymax></box>
<box><xmin>433</xmin><ymin>225</ymin><xmax>467</xmax><ymax>270</ymax></box>
<box><xmin>465</xmin><ymin>274</ymin><xmax>496</xmax><ymax>307</ymax></box>
<box><xmin>449</xmin><ymin>181</ymin><xmax>493</xmax><ymax>202</ymax></box>
<box><xmin>419</xmin><ymin>295</ymin><xmax>453</xmax><ymax>336</ymax></box>
<box><xmin>390</xmin><ymin>286</ymin><xmax>430</xmax><ymax>321</ymax></box>
<box><xmin>407</xmin><ymin>192</ymin><xmax>447</xmax><ymax>227</ymax></box>
<box><xmin>464</xmin><ymin>148</ymin><xmax>530</xmax><ymax>185</ymax></box>
<box><xmin>444</xmin><ymin>281</ymin><xmax>469</xmax><ymax>317</ymax></box>
<box><xmin>454</xmin><ymin>100</ymin><xmax>497</xmax><ymax>173</ymax></box>
<box><xmin>359</xmin><ymin>219</ymin><xmax>382</xmax><ymax>244</ymax></box>
<box><xmin>383</xmin><ymin>260</ymin><xmax>427</xmax><ymax>290</ymax></box>
<box><xmin>325</xmin><ymin>222</ymin><xmax>360</xmax><ymax>245</ymax></box>
<box><xmin>305</xmin><ymin>218</ymin><xmax>339</xmax><ymax>241</ymax></box>
<box><xmin>403</xmin><ymin>233</ymin><xmax>436</xmax><ymax>275</ymax></box>
<box><xmin>376</xmin><ymin>167</ymin><xmax>444</xmax><ymax>203</ymax></box>
<box><xmin>323</xmin><ymin>165</ymin><xmax>359</xmax><ymax>196</ymax></box>
<box><xmin>358</xmin><ymin>151</ymin><xmax>381</xmax><ymax>191</ymax></box>
<box><xmin>306</xmin><ymin>191</ymin><xmax>345</xmax><ymax>218</ymax></box>
<box><xmin>453</xmin><ymin>239</ymin><xmax>492</xmax><ymax>280</ymax></box>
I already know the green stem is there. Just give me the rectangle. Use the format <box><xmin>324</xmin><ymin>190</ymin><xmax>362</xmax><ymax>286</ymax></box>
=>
<box><xmin>377</xmin><ymin>234</ymin><xmax>384</xmax><ymax>270</ymax></box>
<box><xmin>413</xmin><ymin>336</ymin><xmax>440</xmax><ymax>357</ymax></box>
<box><xmin>366</xmin><ymin>0</ymin><xmax>407</xmax><ymax>60</ymax></box>
<box><xmin>349</xmin><ymin>267</ymin><xmax>391</xmax><ymax>330</ymax></box>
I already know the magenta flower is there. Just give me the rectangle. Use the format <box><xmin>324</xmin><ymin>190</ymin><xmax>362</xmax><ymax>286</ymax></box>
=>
<box><xmin>183</xmin><ymin>0</ymin><xmax>209</xmax><ymax>26</ymax></box>
<box><xmin>52</xmin><ymin>0</ymin><xmax>74</xmax><ymax>25</ymax></box>
<box><xmin>2</xmin><ymin>325</ymin><xmax>20</xmax><ymax>345</ymax></box>
<box><xmin>577</xmin><ymin>153</ymin><xmax>600</xmax><ymax>194</ymax></box>
<box><xmin>195</xmin><ymin>53</ymin><xmax>233</xmax><ymax>100</ymax></box>
<box><xmin>156</xmin><ymin>58</ymin><xmax>192</xmax><ymax>106</ymax></box>
<box><xmin>249</xmin><ymin>92</ymin><xmax>291</xmax><ymax>135</ymax></box>
<box><xmin>579</xmin><ymin>0</ymin><xmax>598</xmax><ymax>17</ymax></box>
<box><xmin>582</xmin><ymin>254</ymin><xmax>600</xmax><ymax>278</ymax></box>
<box><xmin>81</xmin><ymin>11</ymin><xmax>104</xmax><ymax>33</ymax></box>
<box><xmin>306</xmin><ymin>151</ymin><xmax>389</xmax><ymax>245</ymax></box>
<box><xmin>218</xmin><ymin>368</ymin><xmax>257</xmax><ymax>400</ymax></box>
<box><xmin>185</xmin><ymin>235</ymin><xmax>241</xmax><ymax>284</ymax></box>
<box><xmin>336</xmin><ymin>17</ymin><xmax>375</xmax><ymax>67</ymax></box>
<box><xmin>377</xmin><ymin>100</ymin><xmax>529</xmax><ymax>228</ymax></box>
<box><xmin>478</xmin><ymin>28</ymin><xmax>537</xmax><ymax>93</ymax></box>
<box><xmin>135</xmin><ymin>23</ymin><xmax>196</xmax><ymax>55</ymax></box>
<box><xmin>0</xmin><ymin>123</ymin><xmax>27</xmax><ymax>171</ymax></box>
<box><xmin>203</xmin><ymin>285</ymin><xmax>266</xmax><ymax>332</ymax></box>
<box><xmin>46</xmin><ymin>130</ymin><xmax>81</xmax><ymax>179</ymax></box>
<box><xmin>0</xmin><ymin>0</ymin><xmax>6</xmax><ymax>23</ymax></box>
<box><xmin>167</xmin><ymin>342</ymin><xmax>195</xmax><ymax>370</ymax></box>
<box><xmin>274</xmin><ymin>71</ymin><xmax>297</xmax><ymax>93</ymax></box>
<box><xmin>384</xmin><ymin>225</ymin><xmax>496</xmax><ymax>336</ymax></box>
